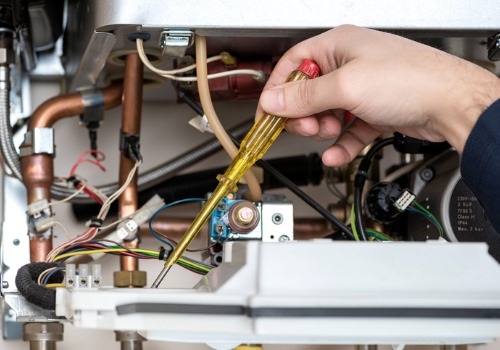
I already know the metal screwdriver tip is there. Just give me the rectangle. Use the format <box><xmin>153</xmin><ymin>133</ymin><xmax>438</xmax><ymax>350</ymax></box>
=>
<box><xmin>151</xmin><ymin>265</ymin><xmax>172</xmax><ymax>288</ymax></box>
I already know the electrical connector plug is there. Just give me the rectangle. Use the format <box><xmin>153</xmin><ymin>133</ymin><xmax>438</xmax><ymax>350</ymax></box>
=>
<box><xmin>33</xmin><ymin>216</ymin><xmax>56</xmax><ymax>233</ymax></box>
<box><xmin>27</xmin><ymin>199</ymin><xmax>49</xmax><ymax>217</ymax></box>
<box><xmin>394</xmin><ymin>190</ymin><xmax>416</xmax><ymax>212</ymax></box>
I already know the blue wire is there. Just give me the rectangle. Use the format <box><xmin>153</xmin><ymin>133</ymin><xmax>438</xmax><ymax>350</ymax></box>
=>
<box><xmin>149</xmin><ymin>198</ymin><xmax>206</xmax><ymax>249</ymax></box>
<box><xmin>405</xmin><ymin>207</ymin><xmax>442</xmax><ymax>234</ymax></box>
<box><xmin>43</xmin><ymin>267</ymin><xmax>66</xmax><ymax>286</ymax></box>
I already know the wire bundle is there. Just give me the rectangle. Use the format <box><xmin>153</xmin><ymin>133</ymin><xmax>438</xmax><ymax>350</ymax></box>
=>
<box><xmin>46</xmin><ymin>159</ymin><xmax>142</xmax><ymax>262</ymax></box>
<box><xmin>52</xmin><ymin>240</ymin><xmax>213</xmax><ymax>275</ymax></box>
<box><xmin>406</xmin><ymin>200</ymin><xmax>445</xmax><ymax>238</ymax></box>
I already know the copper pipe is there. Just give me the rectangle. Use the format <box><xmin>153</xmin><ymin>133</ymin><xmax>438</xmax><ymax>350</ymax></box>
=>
<box><xmin>140</xmin><ymin>218</ymin><xmax>331</xmax><ymax>241</ymax></box>
<box><xmin>119</xmin><ymin>53</ymin><xmax>143</xmax><ymax>272</ymax></box>
<box><xmin>21</xmin><ymin>83</ymin><xmax>123</xmax><ymax>263</ymax></box>
<box><xmin>21</xmin><ymin>154</ymin><xmax>54</xmax><ymax>262</ymax></box>
<box><xmin>29</xmin><ymin>83</ymin><xmax>123</xmax><ymax>130</ymax></box>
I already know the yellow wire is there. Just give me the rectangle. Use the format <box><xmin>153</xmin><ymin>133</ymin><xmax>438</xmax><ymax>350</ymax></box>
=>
<box><xmin>45</xmin><ymin>283</ymin><xmax>65</xmax><ymax>288</ymax></box>
<box><xmin>52</xmin><ymin>248</ymin><xmax>210</xmax><ymax>272</ymax></box>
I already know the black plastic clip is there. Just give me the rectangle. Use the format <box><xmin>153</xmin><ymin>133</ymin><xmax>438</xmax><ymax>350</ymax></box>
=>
<box><xmin>88</xmin><ymin>217</ymin><xmax>103</xmax><ymax>229</ymax></box>
<box><xmin>120</xmin><ymin>130</ymin><xmax>143</xmax><ymax>162</ymax></box>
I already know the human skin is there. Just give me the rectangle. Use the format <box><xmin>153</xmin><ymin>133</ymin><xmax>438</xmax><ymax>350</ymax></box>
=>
<box><xmin>256</xmin><ymin>25</ymin><xmax>500</xmax><ymax>167</ymax></box>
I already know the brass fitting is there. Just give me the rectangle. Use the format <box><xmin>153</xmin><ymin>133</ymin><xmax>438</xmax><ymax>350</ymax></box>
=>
<box><xmin>113</xmin><ymin>270</ymin><xmax>147</xmax><ymax>288</ymax></box>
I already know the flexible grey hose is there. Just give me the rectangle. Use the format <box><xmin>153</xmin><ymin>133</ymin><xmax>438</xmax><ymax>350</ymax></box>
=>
<box><xmin>0</xmin><ymin>65</ymin><xmax>23</xmax><ymax>180</ymax></box>
<box><xmin>50</xmin><ymin>119</ymin><xmax>254</xmax><ymax>203</ymax></box>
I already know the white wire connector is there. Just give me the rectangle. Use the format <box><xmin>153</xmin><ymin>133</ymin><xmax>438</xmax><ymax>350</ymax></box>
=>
<box><xmin>393</xmin><ymin>190</ymin><xmax>416</xmax><ymax>212</ymax></box>
<box><xmin>28</xmin><ymin>199</ymin><xmax>49</xmax><ymax>216</ymax></box>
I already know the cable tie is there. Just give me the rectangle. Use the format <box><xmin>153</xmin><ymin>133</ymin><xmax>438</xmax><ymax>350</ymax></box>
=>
<box><xmin>158</xmin><ymin>246</ymin><xmax>170</xmax><ymax>261</ymax></box>
<box><xmin>88</xmin><ymin>217</ymin><xmax>103</xmax><ymax>229</ymax></box>
<box><xmin>66</xmin><ymin>176</ymin><xmax>82</xmax><ymax>188</ymax></box>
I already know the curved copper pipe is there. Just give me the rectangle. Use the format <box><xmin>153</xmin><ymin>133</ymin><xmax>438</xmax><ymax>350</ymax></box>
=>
<box><xmin>119</xmin><ymin>53</ymin><xmax>143</xmax><ymax>273</ymax></box>
<box><xmin>140</xmin><ymin>218</ymin><xmax>332</xmax><ymax>241</ymax></box>
<box><xmin>29</xmin><ymin>83</ymin><xmax>123</xmax><ymax>130</ymax></box>
<box><xmin>22</xmin><ymin>83</ymin><xmax>123</xmax><ymax>262</ymax></box>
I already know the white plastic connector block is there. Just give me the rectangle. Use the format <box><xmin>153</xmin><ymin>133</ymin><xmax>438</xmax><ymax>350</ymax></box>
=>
<box><xmin>65</xmin><ymin>264</ymin><xmax>76</xmax><ymax>288</ymax></box>
<box><xmin>91</xmin><ymin>264</ymin><xmax>102</xmax><ymax>287</ymax></box>
<box><xmin>33</xmin><ymin>216</ymin><xmax>56</xmax><ymax>232</ymax></box>
<box><xmin>394</xmin><ymin>190</ymin><xmax>416</xmax><ymax>212</ymax></box>
<box><xmin>89</xmin><ymin>195</ymin><xmax>165</xmax><ymax>261</ymax></box>
<box><xmin>78</xmin><ymin>264</ymin><xmax>89</xmax><ymax>287</ymax></box>
<box><xmin>27</xmin><ymin>199</ymin><xmax>49</xmax><ymax>216</ymax></box>
<box><xmin>133</xmin><ymin>194</ymin><xmax>165</xmax><ymax>226</ymax></box>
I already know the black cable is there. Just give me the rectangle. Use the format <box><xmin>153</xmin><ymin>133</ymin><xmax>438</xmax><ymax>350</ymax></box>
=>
<box><xmin>177</xmin><ymin>89</ymin><xmax>354</xmax><ymax>239</ymax></box>
<box><xmin>231</xmin><ymin>133</ymin><xmax>354</xmax><ymax>239</ymax></box>
<box><xmin>354</xmin><ymin>137</ymin><xmax>395</xmax><ymax>241</ymax></box>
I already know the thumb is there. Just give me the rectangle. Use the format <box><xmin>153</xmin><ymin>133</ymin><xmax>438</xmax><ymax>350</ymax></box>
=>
<box><xmin>259</xmin><ymin>71</ymin><xmax>350</xmax><ymax>118</ymax></box>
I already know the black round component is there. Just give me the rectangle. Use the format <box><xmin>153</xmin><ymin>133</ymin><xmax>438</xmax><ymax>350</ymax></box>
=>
<box><xmin>365</xmin><ymin>182</ymin><xmax>404</xmax><ymax>224</ymax></box>
<box><xmin>419</xmin><ymin>167</ymin><xmax>435</xmax><ymax>182</ymax></box>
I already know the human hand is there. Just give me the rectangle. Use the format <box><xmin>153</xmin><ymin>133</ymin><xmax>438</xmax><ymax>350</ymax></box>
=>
<box><xmin>256</xmin><ymin>25</ymin><xmax>500</xmax><ymax>166</ymax></box>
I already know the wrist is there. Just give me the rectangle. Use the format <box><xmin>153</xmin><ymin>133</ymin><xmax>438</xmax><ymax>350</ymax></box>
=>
<box><xmin>438</xmin><ymin>69</ymin><xmax>500</xmax><ymax>153</ymax></box>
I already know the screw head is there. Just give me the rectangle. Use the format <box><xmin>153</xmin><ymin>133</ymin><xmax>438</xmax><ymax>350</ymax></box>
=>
<box><xmin>2</xmin><ymin>281</ymin><xmax>9</xmax><ymax>289</ymax></box>
<box><xmin>278</xmin><ymin>235</ymin><xmax>290</xmax><ymax>242</ymax></box>
<box><xmin>272</xmin><ymin>213</ymin><xmax>283</xmax><ymax>225</ymax></box>
<box><xmin>420</xmin><ymin>167</ymin><xmax>434</xmax><ymax>182</ymax></box>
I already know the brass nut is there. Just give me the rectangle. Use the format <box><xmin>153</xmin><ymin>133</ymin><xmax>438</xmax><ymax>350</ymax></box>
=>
<box><xmin>113</xmin><ymin>271</ymin><xmax>147</xmax><ymax>288</ymax></box>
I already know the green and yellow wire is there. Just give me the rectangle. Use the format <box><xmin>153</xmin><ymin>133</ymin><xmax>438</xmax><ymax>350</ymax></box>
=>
<box><xmin>53</xmin><ymin>248</ymin><xmax>212</xmax><ymax>274</ymax></box>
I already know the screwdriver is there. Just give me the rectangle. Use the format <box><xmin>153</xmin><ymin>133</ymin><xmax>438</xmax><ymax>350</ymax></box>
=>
<box><xmin>152</xmin><ymin>59</ymin><xmax>320</xmax><ymax>288</ymax></box>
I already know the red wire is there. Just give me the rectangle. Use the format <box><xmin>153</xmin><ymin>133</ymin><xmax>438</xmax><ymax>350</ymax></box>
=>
<box><xmin>70</xmin><ymin>150</ymin><xmax>106</xmax><ymax>177</ymax></box>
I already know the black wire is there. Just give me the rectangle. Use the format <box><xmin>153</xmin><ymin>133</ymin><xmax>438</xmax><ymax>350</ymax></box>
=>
<box><xmin>354</xmin><ymin>137</ymin><xmax>395</xmax><ymax>241</ymax></box>
<box><xmin>177</xmin><ymin>89</ymin><xmax>354</xmax><ymax>239</ymax></box>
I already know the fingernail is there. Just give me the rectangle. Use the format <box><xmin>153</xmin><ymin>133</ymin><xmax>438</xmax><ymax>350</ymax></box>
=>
<box><xmin>318</xmin><ymin>119</ymin><xmax>329</xmax><ymax>139</ymax></box>
<box><xmin>261</xmin><ymin>86</ymin><xmax>284</xmax><ymax>113</ymax></box>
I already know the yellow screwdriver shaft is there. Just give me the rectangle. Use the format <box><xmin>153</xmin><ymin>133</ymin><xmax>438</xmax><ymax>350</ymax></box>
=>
<box><xmin>152</xmin><ymin>60</ymin><xmax>320</xmax><ymax>288</ymax></box>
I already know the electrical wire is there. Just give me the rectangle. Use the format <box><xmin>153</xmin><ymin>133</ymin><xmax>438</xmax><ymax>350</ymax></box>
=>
<box><xmin>406</xmin><ymin>201</ymin><xmax>444</xmax><ymax>238</ymax></box>
<box><xmin>366</xmin><ymin>229</ymin><xmax>392</xmax><ymax>241</ymax></box>
<box><xmin>52</xmin><ymin>246</ymin><xmax>212</xmax><ymax>275</ymax></box>
<box><xmin>354</xmin><ymin>137</ymin><xmax>395</xmax><ymax>241</ymax></box>
<box><xmin>149</xmin><ymin>198</ymin><xmax>206</xmax><ymax>250</ymax></box>
<box><xmin>42</xmin><ymin>267</ymin><xmax>66</xmax><ymax>286</ymax></box>
<box><xmin>48</xmin><ymin>181</ymin><xmax>88</xmax><ymax>207</ymax></box>
<box><xmin>136</xmin><ymin>38</ymin><xmax>264</xmax><ymax>82</ymax></box>
<box><xmin>45</xmin><ymin>283</ymin><xmax>65</xmax><ymax>289</ymax></box>
<box><xmin>53</xmin><ymin>221</ymin><xmax>71</xmax><ymax>240</ymax></box>
<box><xmin>195</xmin><ymin>35</ymin><xmax>262</xmax><ymax>202</ymax></box>
<box><xmin>45</xmin><ymin>161</ymin><xmax>141</xmax><ymax>262</ymax></box>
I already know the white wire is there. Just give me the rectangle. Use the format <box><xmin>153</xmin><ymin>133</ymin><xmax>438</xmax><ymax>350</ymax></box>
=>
<box><xmin>49</xmin><ymin>181</ymin><xmax>87</xmax><ymax>207</ymax></box>
<box><xmin>136</xmin><ymin>38</ymin><xmax>265</xmax><ymax>82</ymax></box>
<box><xmin>98</xmin><ymin>160</ymin><xmax>141</xmax><ymax>220</ymax></box>
<box><xmin>160</xmin><ymin>69</ymin><xmax>265</xmax><ymax>82</ymax></box>
<box><xmin>45</xmin><ymin>161</ymin><xmax>141</xmax><ymax>262</ymax></box>
<box><xmin>53</xmin><ymin>221</ymin><xmax>71</xmax><ymax>240</ymax></box>
<box><xmin>136</xmin><ymin>38</ymin><xmax>223</xmax><ymax>75</ymax></box>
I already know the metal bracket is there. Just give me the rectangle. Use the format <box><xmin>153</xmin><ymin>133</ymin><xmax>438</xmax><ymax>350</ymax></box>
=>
<box><xmin>487</xmin><ymin>33</ymin><xmax>500</xmax><ymax>61</ymax></box>
<box><xmin>80</xmin><ymin>89</ymin><xmax>105</xmax><ymax>125</ymax></box>
<box><xmin>19</xmin><ymin>128</ymin><xmax>55</xmax><ymax>157</ymax></box>
<box><xmin>159</xmin><ymin>30</ymin><xmax>194</xmax><ymax>58</ymax></box>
